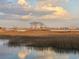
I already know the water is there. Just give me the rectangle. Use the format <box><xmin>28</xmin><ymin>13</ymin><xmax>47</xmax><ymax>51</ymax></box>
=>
<box><xmin>0</xmin><ymin>39</ymin><xmax>79</xmax><ymax>59</ymax></box>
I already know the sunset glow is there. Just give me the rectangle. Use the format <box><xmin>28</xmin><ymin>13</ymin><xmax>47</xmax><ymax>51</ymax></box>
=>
<box><xmin>0</xmin><ymin>0</ymin><xmax>79</xmax><ymax>27</ymax></box>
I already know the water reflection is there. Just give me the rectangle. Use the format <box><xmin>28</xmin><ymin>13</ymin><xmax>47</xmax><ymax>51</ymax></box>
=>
<box><xmin>26</xmin><ymin>47</ymin><xmax>78</xmax><ymax>59</ymax></box>
<box><xmin>0</xmin><ymin>40</ymin><xmax>9</xmax><ymax>46</ymax></box>
<box><xmin>18</xmin><ymin>47</ymin><xmax>29</xmax><ymax>59</ymax></box>
<box><xmin>30</xmin><ymin>48</ymin><xmax>55</xmax><ymax>59</ymax></box>
<box><xmin>0</xmin><ymin>40</ymin><xmax>79</xmax><ymax>59</ymax></box>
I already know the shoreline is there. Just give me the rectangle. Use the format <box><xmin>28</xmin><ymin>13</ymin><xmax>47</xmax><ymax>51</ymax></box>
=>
<box><xmin>0</xmin><ymin>30</ymin><xmax>79</xmax><ymax>49</ymax></box>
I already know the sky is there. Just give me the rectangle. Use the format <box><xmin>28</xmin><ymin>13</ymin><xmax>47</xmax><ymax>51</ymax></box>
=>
<box><xmin>0</xmin><ymin>0</ymin><xmax>79</xmax><ymax>28</ymax></box>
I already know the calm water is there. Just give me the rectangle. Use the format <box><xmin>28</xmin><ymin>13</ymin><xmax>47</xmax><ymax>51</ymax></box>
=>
<box><xmin>0</xmin><ymin>39</ymin><xmax>79</xmax><ymax>59</ymax></box>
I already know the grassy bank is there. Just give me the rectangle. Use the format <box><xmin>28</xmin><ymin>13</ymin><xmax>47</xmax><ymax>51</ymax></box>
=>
<box><xmin>3</xmin><ymin>35</ymin><xmax>78</xmax><ymax>49</ymax></box>
<box><xmin>0</xmin><ymin>31</ymin><xmax>79</xmax><ymax>49</ymax></box>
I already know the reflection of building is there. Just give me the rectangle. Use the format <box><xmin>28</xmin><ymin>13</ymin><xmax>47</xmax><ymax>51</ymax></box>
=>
<box><xmin>30</xmin><ymin>22</ymin><xmax>46</xmax><ymax>30</ymax></box>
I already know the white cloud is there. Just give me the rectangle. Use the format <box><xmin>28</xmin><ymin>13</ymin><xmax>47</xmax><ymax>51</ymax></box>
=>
<box><xmin>34</xmin><ymin>1</ymin><xmax>70</xmax><ymax>20</ymax></box>
<box><xmin>0</xmin><ymin>0</ymin><xmax>73</xmax><ymax>21</ymax></box>
<box><xmin>18</xmin><ymin>0</ymin><xmax>31</xmax><ymax>11</ymax></box>
<box><xmin>21</xmin><ymin>15</ymin><xmax>33</xmax><ymax>20</ymax></box>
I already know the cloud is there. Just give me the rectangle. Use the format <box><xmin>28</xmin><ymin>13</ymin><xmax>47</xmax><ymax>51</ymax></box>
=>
<box><xmin>18</xmin><ymin>0</ymin><xmax>31</xmax><ymax>11</ymax></box>
<box><xmin>0</xmin><ymin>12</ymin><xmax>33</xmax><ymax>20</ymax></box>
<box><xmin>35</xmin><ymin>0</ymin><xmax>55</xmax><ymax>12</ymax></box>
<box><xmin>21</xmin><ymin>15</ymin><xmax>33</xmax><ymax>20</ymax></box>
<box><xmin>34</xmin><ymin>1</ymin><xmax>70</xmax><ymax>20</ymax></box>
<box><xmin>35</xmin><ymin>3</ymin><xmax>54</xmax><ymax>12</ymax></box>
<box><xmin>0</xmin><ymin>12</ymin><xmax>21</xmax><ymax>20</ymax></box>
<box><xmin>38</xmin><ymin>14</ymin><xmax>71</xmax><ymax>20</ymax></box>
<box><xmin>0</xmin><ymin>0</ymin><xmax>7</xmax><ymax>3</ymax></box>
<box><xmin>52</xmin><ymin>7</ymin><xmax>69</xmax><ymax>16</ymax></box>
<box><xmin>58</xmin><ymin>0</ymin><xmax>69</xmax><ymax>3</ymax></box>
<box><xmin>0</xmin><ymin>0</ymin><xmax>71</xmax><ymax>21</ymax></box>
<box><xmin>0</xmin><ymin>3</ymin><xmax>27</xmax><ymax>15</ymax></box>
<box><xmin>18</xmin><ymin>0</ymin><xmax>27</xmax><ymax>6</ymax></box>
<box><xmin>0</xmin><ymin>0</ymin><xmax>78</xmax><ymax>28</ymax></box>
<box><xmin>65</xmin><ymin>0</ymin><xmax>69</xmax><ymax>2</ymax></box>
<box><xmin>0</xmin><ymin>12</ymin><xmax>5</xmax><ymax>15</ymax></box>
<box><xmin>17</xmin><ymin>0</ymin><xmax>70</xmax><ymax>20</ymax></box>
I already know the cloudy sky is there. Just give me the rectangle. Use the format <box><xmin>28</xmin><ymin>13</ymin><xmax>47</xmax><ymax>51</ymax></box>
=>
<box><xmin>0</xmin><ymin>0</ymin><xmax>79</xmax><ymax>28</ymax></box>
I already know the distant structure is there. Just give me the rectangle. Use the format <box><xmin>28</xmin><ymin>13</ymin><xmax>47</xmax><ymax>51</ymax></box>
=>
<box><xmin>30</xmin><ymin>22</ymin><xmax>46</xmax><ymax>30</ymax></box>
<box><xmin>69</xmin><ymin>26</ymin><xmax>77</xmax><ymax>30</ymax></box>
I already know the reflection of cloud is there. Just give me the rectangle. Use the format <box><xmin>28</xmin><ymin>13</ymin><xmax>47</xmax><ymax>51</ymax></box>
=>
<box><xmin>55</xmin><ymin>53</ymin><xmax>69</xmax><ymax>59</ymax></box>
<box><xmin>30</xmin><ymin>48</ymin><xmax>70</xmax><ymax>59</ymax></box>
<box><xmin>33</xmin><ymin>49</ymin><xmax>55</xmax><ymax>59</ymax></box>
